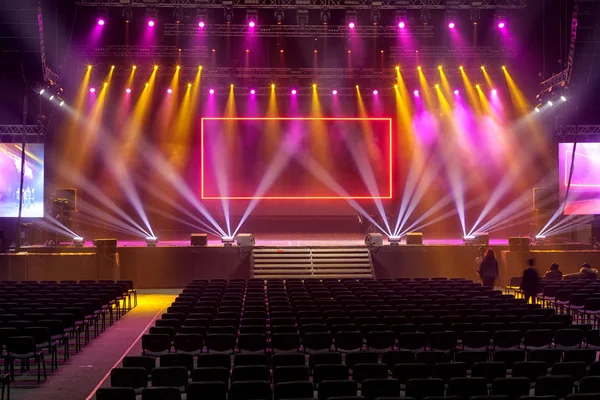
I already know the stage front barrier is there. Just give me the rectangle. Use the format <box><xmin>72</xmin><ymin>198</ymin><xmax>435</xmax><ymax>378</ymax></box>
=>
<box><xmin>0</xmin><ymin>253</ymin><xmax>119</xmax><ymax>282</ymax></box>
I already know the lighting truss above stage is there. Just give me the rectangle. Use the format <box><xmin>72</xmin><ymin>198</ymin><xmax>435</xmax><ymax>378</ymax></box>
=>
<box><xmin>0</xmin><ymin>125</ymin><xmax>45</xmax><ymax>136</ymax></box>
<box><xmin>75</xmin><ymin>0</ymin><xmax>527</xmax><ymax>10</ymax></box>
<box><xmin>77</xmin><ymin>45</ymin><xmax>210</xmax><ymax>58</ymax></box>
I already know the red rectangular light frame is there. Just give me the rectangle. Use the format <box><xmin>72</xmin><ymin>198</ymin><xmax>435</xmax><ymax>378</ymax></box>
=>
<box><xmin>201</xmin><ymin>117</ymin><xmax>393</xmax><ymax>200</ymax></box>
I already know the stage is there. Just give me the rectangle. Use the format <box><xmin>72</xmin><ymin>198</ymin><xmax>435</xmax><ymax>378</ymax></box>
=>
<box><xmin>0</xmin><ymin>233</ymin><xmax>595</xmax><ymax>288</ymax></box>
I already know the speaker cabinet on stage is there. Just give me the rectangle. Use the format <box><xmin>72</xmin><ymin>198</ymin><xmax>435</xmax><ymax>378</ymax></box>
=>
<box><xmin>191</xmin><ymin>234</ymin><xmax>208</xmax><ymax>246</ymax></box>
<box><xmin>236</xmin><ymin>234</ymin><xmax>255</xmax><ymax>247</ymax></box>
<box><xmin>509</xmin><ymin>237</ymin><xmax>530</xmax><ymax>252</ymax></box>
<box><xmin>365</xmin><ymin>233</ymin><xmax>383</xmax><ymax>247</ymax></box>
<box><xmin>406</xmin><ymin>232</ymin><xmax>423</xmax><ymax>245</ymax></box>
<box><xmin>56</xmin><ymin>188</ymin><xmax>78</xmax><ymax>211</ymax></box>
<box><xmin>93</xmin><ymin>238</ymin><xmax>117</xmax><ymax>254</ymax></box>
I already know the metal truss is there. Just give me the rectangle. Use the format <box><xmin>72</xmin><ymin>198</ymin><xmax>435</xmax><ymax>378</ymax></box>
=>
<box><xmin>557</xmin><ymin>125</ymin><xmax>600</xmax><ymax>136</ymax></box>
<box><xmin>0</xmin><ymin>125</ymin><xmax>45</xmax><ymax>135</ymax></box>
<box><xmin>78</xmin><ymin>45</ymin><xmax>210</xmax><ymax>58</ymax></box>
<box><xmin>540</xmin><ymin>70</ymin><xmax>568</xmax><ymax>94</ymax></box>
<box><xmin>164</xmin><ymin>23</ymin><xmax>434</xmax><ymax>38</ymax></box>
<box><xmin>99</xmin><ymin>66</ymin><xmax>475</xmax><ymax>79</ymax></box>
<box><xmin>75</xmin><ymin>0</ymin><xmax>527</xmax><ymax>9</ymax></box>
<box><xmin>390</xmin><ymin>46</ymin><xmax>517</xmax><ymax>58</ymax></box>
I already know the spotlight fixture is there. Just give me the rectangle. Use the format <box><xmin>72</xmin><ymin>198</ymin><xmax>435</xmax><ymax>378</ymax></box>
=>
<box><xmin>89</xmin><ymin>87</ymin><xmax>95</xmax><ymax>93</ymax></box>
<box><xmin>297</xmin><ymin>9</ymin><xmax>309</xmax><ymax>27</ymax></box>
<box><xmin>494</xmin><ymin>12</ymin><xmax>507</xmax><ymax>29</ymax></box>
<box><xmin>438</xmin><ymin>65</ymin><xmax>443</xmax><ymax>70</ymax></box>
<box><xmin>501</xmin><ymin>65</ymin><xmax>506</xmax><ymax>70</ymax></box>
<box><xmin>187</xmin><ymin>83</ymin><xmax>192</xmax><ymax>88</ymax></box>
<box><xmin>332</xmin><ymin>89</ymin><xmax>337</xmax><ymax>95</ymax></box>
<box><xmin>146</xmin><ymin>8</ymin><xmax>157</xmax><ymax>27</ymax></box>
<box><xmin>291</xmin><ymin>89</ymin><xmax>297</xmax><ymax>95</ymax></box>
<box><xmin>547</xmin><ymin>101</ymin><xmax>553</xmax><ymax>107</ymax></box>
<box><xmin>345</xmin><ymin>10</ymin><xmax>357</xmax><ymax>29</ymax></box>
<box><xmin>167</xmin><ymin>88</ymin><xmax>173</xmax><ymax>94</ymax></box>
<box><xmin>73</xmin><ymin>236</ymin><xmax>84</xmax><ymax>247</ymax></box>
<box><xmin>246</xmin><ymin>9</ymin><xmax>257</xmax><ymax>27</ymax></box>
<box><xmin>145</xmin><ymin>236</ymin><xmax>158</xmax><ymax>247</ymax></box>
<box><xmin>417</xmin><ymin>66</ymin><xmax>422</xmax><ymax>70</ymax></box>
<box><xmin>413</xmin><ymin>89</ymin><xmax>419</xmax><ymax>97</ymax></box>
<box><xmin>454</xmin><ymin>89</ymin><xmax>459</xmax><ymax>95</ymax></box>
<box><xmin>395</xmin><ymin>10</ymin><xmax>407</xmax><ymax>29</ymax></box>
<box><xmin>388</xmin><ymin>236</ymin><xmax>401</xmax><ymax>246</ymax></box>
<box><xmin>87</xmin><ymin>65</ymin><xmax>92</xmax><ymax>70</ymax></box>
<box><xmin>39</xmin><ymin>89</ymin><xmax>45</xmax><ymax>95</ymax></box>
<box><xmin>491</xmin><ymin>89</ymin><xmax>498</xmax><ymax>96</ymax></box>
<box><xmin>448</xmin><ymin>21</ymin><xmax>455</xmax><ymax>29</ymax></box>
<box><xmin>49</xmin><ymin>95</ymin><xmax>54</xmax><ymax>100</ymax></box>
<box><xmin>445</xmin><ymin>10</ymin><xmax>457</xmax><ymax>29</ymax></box>
<box><xmin>372</xmin><ymin>90</ymin><xmax>378</xmax><ymax>95</ymax></box>
<box><xmin>274</xmin><ymin>8</ymin><xmax>284</xmax><ymax>24</ymax></box>
<box><xmin>480</xmin><ymin>65</ymin><xmax>485</xmax><ymax>70</ymax></box>
<box><xmin>271</xmin><ymin>83</ymin><xmax>275</xmax><ymax>89</ymax></box>
<box><xmin>126</xmin><ymin>88</ymin><xmax>131</xmax><ymax>93</ymax></box>
<box><xmin>224</xmin><ymin>7</ymin><xmax>234</xmax><ymax>23</ymax></box>
<box><xmin>132</xmin><ymin>65</ymin><xmax>137</xmax><ymax>70</ymax></box>
<box><xmin>59</xmin><ymin>100</ymin><xmax>65</xmax><ymax>107</ymax></box>
<box><xmin>196</xmin><ymin>9</ymin><xmax>207</xmax><ymax>28</ymax></box>
<box><xmin>209</xmin><ymin>88</ymin><xmax>215</xmax><ymax>94</ymax></box>
<box><xmin>96</xmin><ymin>7</ymin><xmax>108</xmax><ymax>26</ymax></box>
<box><xmin>459</xmin><ymin>65</ymin><xmax>464</xmax><ymax>70</ymax></box>
<box><xmin>470</xmin><ymin>7</ymin><xmax>481</xmax><ymax>24</ymax></box>
<box><xmin>535</xmin><ymin>107</ymin><xmax>540</xmax><ymax>113</ymax></box>
<box><xmin>122</xmin><ymin>5</ymin><xmax>132</xmax><ymax>22</ymax></box>
<box><xmin>320</xmin><ymin>8</ymin><xmax>331</xmax><ymax>25</ymax></box>
<box><xmin>371</xmin><ymin>8</ymin><xmax>381</xmax><ymax>25</ymax></box>
<box><xmin>250</xmin><ymin>89</ymin><xmax>256</xmax><ymax>95</ymax></box>
<box><xmin>420</xmin><ymin>8</ymin><xmax>430</xmax><ymax>24</ymax></box>
<box><xmin>312</xmin><ymin>83</ymin><xmax>317</xmax><ymax>89</ymax></box>
<box><xmin>222</xmin><ymin>236</ymin><xmax>234</xmax><ymax>247</ymax></box>
<box><xmin>434</xmin><ymin>84</ymin><xmax>440</xmax><ymax>89</ymax></box>
<box><xmin>173</xmin><ymin>6</ymin><xmax>184</xmax><ymax>23</ymax></box>
<box><xmin>561</xmin><ymin>96</ymin><xmax>567</xmax><ymax>102</ymax></box>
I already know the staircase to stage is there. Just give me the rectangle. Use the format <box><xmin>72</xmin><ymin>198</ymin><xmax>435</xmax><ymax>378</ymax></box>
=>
<box><xmin>251</xmin><ymin>247</ymin><xmax>374</xmax><ymax>279</ymax></box>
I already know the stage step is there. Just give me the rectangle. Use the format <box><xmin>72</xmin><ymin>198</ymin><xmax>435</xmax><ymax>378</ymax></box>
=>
<box><xmin>251</xmin><ymin>247</ymin><xmax>374</xmax><ymax>279</ymax></box>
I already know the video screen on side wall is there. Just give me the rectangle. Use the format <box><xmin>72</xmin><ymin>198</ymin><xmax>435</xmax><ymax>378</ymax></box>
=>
<box><xmin>201</xmin><ymin>117</ymin><xmax>392</xmax><ymax>199</ymax></box>
<box><xmin>558</xmin><ymin>143</ymin><xmax>600</xmax><ymax>215</ymax></box>
<box><xmin>0</xmin><ymin>144</ymin><xmax>44</xmax><ymax>218</ymax></box>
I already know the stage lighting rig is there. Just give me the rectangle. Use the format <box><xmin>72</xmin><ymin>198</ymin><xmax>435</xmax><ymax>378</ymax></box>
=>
<box><xmin>395</xmin><ymin>10</ymin><xmax>408</xmax><ymax>29</ymax></box>
<box><xmin>246</xmin><ymin>10</ymin><xmax>258</xmax><ymax>26</ymax></box>
<box><xmin>420</xmin><ymin>8</ymin><xmax>430</xmax><ymax>25</ymax></box>
<box><xmin>73</xmin><ymin>236</ymin><xmax>85</xmax><ymax>247</ymax></box>
<box><xmin>122</xmin><ymin>6</ymin><xmax>132</xmax><ymax>22</ymax></box>
<box><xmin>297</xmin><ymin>9</ymin><xmax>309</xmax><ymax>28</ymax></box>
<box><xmin>173</xmin><ymin>7</ymin><xmax>184</xmax><ymax>23</ymax></box>
<box><xmin>146</xmin><ymin>8</ymin><xmax>158</xmax><ymax>26</ymax></box>
<box><xmin>320</xmin><ymin>8</ymin><xmax>331</xmax><ymax>25</ymax></box>
<box><xmin>274</xmin><ymin>8</ymin><xmax>284</xmax><ymax>24</ymax></box>
<box><xmin>388</xmin><ymin>236</ymin><xmax>401</xmax><ymax>246</ymax></box>
<box><xmin>222</xmin><ymin>237</ymin><xmax>234</xmax><ymax>247</ymax></box>
<box><xmin>494</xmin><ymin>12</ymin><xmax>507</xmax><ymax>29</ymax></box>
<box><xmin>146</xmin><ymin>236</ymin><xmax>158</xmax><ymax>247</ymax></box>
<box><xmin>224</xmin><ymin>7</ymin><xmax>234</xmax><ymax>24</ymax></box>
<box><xmin>445</xmin><ymin>10</ymin><xmax>457</xmax><ymax>29</ymax></box>
<box><xmin>371</xmin><ymin>8</ymin><xmax>381</xmax><ymax>25</ymax></box>
<box><xmin>345</xmin><ymin>10</ymin><xmax>357</xmax><ymax>28</ymax></box>
<box><xmin>96</xmin><ymin>7</ymin><xmax>109</xmax><ymax>25</ymax></box>
<box><xmin>470</xmin><ymin>8</ymin><xmax>481</xmax><ymax>24</ymax></box>
<box><xmin>196</xmin><ymin>9</ymin><xmax>207</xmax><ymax>27</ymax></box>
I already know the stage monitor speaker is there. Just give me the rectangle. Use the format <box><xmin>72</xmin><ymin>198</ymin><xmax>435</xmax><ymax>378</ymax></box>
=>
<box><xmin>93</xmin><ymin>238</ymin><xmax>117</xmax><ymax>254</ymax></box>
<box><xmin>406</xmin><ymin>232</ymin><xmax>423</xmax><ymax>245</ymax></box>
<box><xmin>236</xmin><ymin>234</ymin><xmax>255</xmax><ymax>247</ymax></box>
<box><xmin>56</xmin><ymin>188</ymin><xmax>78</xmax><ymax>211</ymax></box>
<box><xmin>509</xmin><ymin>237</ymin><xmax>531</xmax><ymax>252</ymax></box>
<box><xmin>365</xmin><ymin>233</ymin><xmax>383</xmax><ymax>247</ymax></box>
<box><xmin>191</xmin><ymin>233</ymin><xmax>208</xmax><ymax>246</ymax></box>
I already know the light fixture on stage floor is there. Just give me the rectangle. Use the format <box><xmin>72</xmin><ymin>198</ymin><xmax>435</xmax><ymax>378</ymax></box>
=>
<box><xmin>405</xmin><ymin>232</ymin><xmax>423</xmax><ymax>245</ymax></box>
<box><xmin>236</xmin><ymin>233</ymin><xmax>256</xmax><ymax>247</ymax></box>
<box><xmin>222</xmin><ymin>236</ymin><xmax>234</xmax><ymax>247</ymax></box>
<box><xmin>388</xmin><ymin>236</ymin><xmax>401</xmax><ymax>246</ymax></box>
<box><xmin>146</xmin><ymin>236</ymin><xmax>158</xmax><ymax>247</ymax></box>
<box><xmin>464</xmin><ymin>232</ymin><xmax>489</xmax><ymax>246</ymax></box>
<box><xmin>73</xmin><ymin>236</ymin><xmax>85</xmax><ymax>247</ymax></box>
<box><xmin>365</xmin><ymin>233</ymin><xmax>383</xmax><ymax>247</ymax></box>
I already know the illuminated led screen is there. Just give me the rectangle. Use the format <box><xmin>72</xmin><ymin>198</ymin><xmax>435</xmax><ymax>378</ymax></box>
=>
<box><xmin>558</xmin><ymin>143</ymin><xmax>600</xmax><ymax>215</ymax></box>
<box><xmin>201</xmin><ymin>117</ymin><xmax>392</xmax><ymax>199</ymax></box>
<box><xmin>0</xmin><ymin>144</ymin><xmax>44</xmax><ymax>218</ymax></box>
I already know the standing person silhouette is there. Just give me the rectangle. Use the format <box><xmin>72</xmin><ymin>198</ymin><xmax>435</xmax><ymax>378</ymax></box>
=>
<box><xmin>478</xmin><ymin>248</ymin><xmax>499</xmax><ymax>288</ymax></box>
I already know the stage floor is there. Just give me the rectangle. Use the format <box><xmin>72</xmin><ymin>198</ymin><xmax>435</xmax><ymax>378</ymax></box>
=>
<box><xmin>24</xmin><ymin>233</ymin><xmax>515</xmax><ymax>249</ymax></box>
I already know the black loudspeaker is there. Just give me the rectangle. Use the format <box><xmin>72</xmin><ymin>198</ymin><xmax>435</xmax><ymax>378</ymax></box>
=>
<box><xmin>406</xmin><ymin>232</ymin><xmax>423</xmax><ymax>245</ymax></box>
<box><xmin>509</xmin><ymin>237</ymin><xmax>530</xmax><ymax>252</ymax></box>
<box><xmin>533</xmin><ymin>188</ymin><xmax>559</xmax><ymax>210</ymax></box>
<box><xmin>191</xmin><ymin>233</ymin><xmax>208</xmax><ymax>246</ymax></box>
<box><xmin>56</xmin><ymin>188</ymin><xmax>78</xmax><ymax>211</ymax></box>
<box><xmin>93</xmin><ymin>238</ymin><xmax>117</xmax><ymax>254</ymax></box>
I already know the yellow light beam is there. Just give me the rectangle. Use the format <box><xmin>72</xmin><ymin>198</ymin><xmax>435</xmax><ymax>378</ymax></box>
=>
<box><xmin>61</xmin><ymin>66</ymin><xmax>92</xmax><ymax>165</ymax></box>
<box><xmin>481</xmin><ymin>67</ymin><xmax>494</xmax><ymax>88</ymax></box>
<box><xmin>417</xmin><ymin>68</ymin><xmax>436</xmax><ymax>111</ymax></box>
<box><xmin>459</xmin><ymin>67</ymin><xmax>482</xmax><ymax>115</ymax></box>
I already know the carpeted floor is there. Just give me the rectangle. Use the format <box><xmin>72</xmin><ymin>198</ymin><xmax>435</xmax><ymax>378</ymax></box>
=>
<box><xmin>8</xmin><ymin>291</ymin><xmax>178</xmax><ymax>400</ymax></box>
